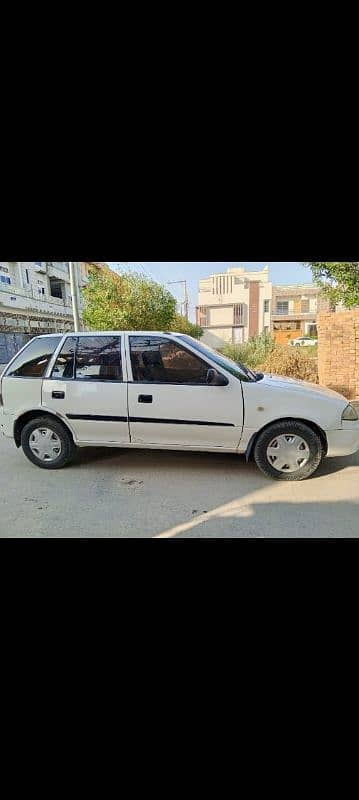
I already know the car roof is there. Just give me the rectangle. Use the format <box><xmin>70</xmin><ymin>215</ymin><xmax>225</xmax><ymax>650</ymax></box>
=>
<box><xmin>35</xmin><ymin>331</ymin><xmax>184</xmax><ymax>337</ymax></box>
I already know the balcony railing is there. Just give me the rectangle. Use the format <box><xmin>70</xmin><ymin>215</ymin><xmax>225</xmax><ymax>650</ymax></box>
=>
<box><xmin>274</xmin><ymin>308</ymin><xmax>316</xmax><ymax>316</ymax></box>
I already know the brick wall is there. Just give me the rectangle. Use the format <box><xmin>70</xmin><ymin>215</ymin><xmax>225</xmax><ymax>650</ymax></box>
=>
<box><xmin>317</xmin><ymin>311</ymin><xmax>359</xmax><ymax>399</ymax></box>
<box><xmin>248</xmin><ymin>281</ymin><xmax>260</xmax><ymax>338</ymax></box>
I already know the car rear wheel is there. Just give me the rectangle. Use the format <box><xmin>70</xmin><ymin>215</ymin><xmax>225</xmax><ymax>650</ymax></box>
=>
<box><xmin>21</xmin><ymin>416</ymin><xmax>76</xmax><ymax>469</ymax></box>
<box><xmin>254</xmin><ymin>420</ymin><xmax>323</xmax><ymax>481</ymax></box>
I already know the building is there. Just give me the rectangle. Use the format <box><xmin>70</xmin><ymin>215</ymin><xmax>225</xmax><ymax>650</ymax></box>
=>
<box><xmin>0</xmin><ymin>261</ymin><xmax>107</xmax><ymax>366</ymax></box>
<box><xmin>197</xmin><ymin>266</ymin><xmax>272</xmax><ymax>347</ymax></box>
<box><xmin>0</xmin><ymin>261</ymin><xmax>105</xmax><ymax>337</ymax></box>
<box><xmin>271</xmin><ymin>284</ymin><xmax>330</xmax><ymax>344</ymax></box>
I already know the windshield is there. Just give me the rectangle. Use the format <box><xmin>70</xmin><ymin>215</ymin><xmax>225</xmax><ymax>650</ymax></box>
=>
<box><xmin>176</xmin><ymin>335</ymin><xmax>257</xmax><ymax>382</ymax></box>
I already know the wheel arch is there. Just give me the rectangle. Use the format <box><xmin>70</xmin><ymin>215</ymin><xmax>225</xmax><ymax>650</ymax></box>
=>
<box><xmin>245</xmin><ymin>417</ymin><xmax>328</xmax><ymax>461</ymax></box>
<box><xmin>14</xmin><ymin>409</ymin><xmax>76</xmax><ymax>448</ymax></box>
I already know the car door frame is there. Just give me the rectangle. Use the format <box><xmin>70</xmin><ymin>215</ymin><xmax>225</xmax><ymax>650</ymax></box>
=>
<box><xmin>41</xmin><ymin>333</ymin><xmax>130</xmax><ymax>445</ymax></box>
<box><xmin>124</xmin><ymin>333</ymin><xmax>244</xmax><ymax>451</ymax></box>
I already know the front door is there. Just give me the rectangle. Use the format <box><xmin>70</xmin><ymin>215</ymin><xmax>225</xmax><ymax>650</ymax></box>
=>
<box><xmin>127</xmin><ymin>335</ymin><xmax>243</xmax><ymax>449</ymax></box>
<box><xmin>42</xmin><ymin>335</ymin><xmax>129</xmax><ymax>444</ymax></box>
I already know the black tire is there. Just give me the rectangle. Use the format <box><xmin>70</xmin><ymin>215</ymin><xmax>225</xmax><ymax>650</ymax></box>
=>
<box><xmin>21</xmin><ymin>416</ymin><xmax>76</xmax><ymax>470</ymax></box>
<box><xmin>254</xmin><ymin>420</ymin><xmax>323</xmax><ymax>481</ymax></box>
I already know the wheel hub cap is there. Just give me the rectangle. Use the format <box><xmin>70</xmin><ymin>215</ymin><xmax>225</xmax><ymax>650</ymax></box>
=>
<box><xmin>29</xmin><ymin>428</ymin><xmax>62</xmax><ymax>462</ymax></box>
<box><xmin>267</xmin><ymin>434</ymin><xmax>310</xmax><ymax>473</ymax></box>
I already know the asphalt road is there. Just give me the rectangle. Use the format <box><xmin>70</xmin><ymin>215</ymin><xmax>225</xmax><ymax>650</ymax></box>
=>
<box><xmin>1</xmin><ymin>434</ymin><xmax>359</xmax><ymax>537</ymax></box>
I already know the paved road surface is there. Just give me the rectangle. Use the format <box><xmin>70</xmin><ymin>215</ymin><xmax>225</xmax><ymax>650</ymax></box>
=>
<box><xmin>1</xmin><ymin>435</ymin><xmax>359</xmax><ymax>538</ymax></box>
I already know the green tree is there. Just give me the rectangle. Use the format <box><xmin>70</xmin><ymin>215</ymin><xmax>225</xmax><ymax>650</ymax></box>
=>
<box><xmin>83</xmin><ymin>266</ymin><xmax>177</xmax><ymax>330</ymax></box>
<box><xmin>304</xmin><ymin>262</ymin><xmax>359</xmax><ymax>308</ymax></box>
<box><xmin>171</xmin><ymin>313</ymin><xmax>203</xmax><ymax>339</ymax></box>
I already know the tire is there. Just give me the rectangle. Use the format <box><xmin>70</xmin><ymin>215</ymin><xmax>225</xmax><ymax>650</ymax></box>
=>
<box><xmin>254</xmin><ymin>420</ymin><xmax>323</xmax><ymax>481</ymax></box>
<box><xmin>21</xmin><ymin>416</ymin><xmax>76</xmax><ymax>470</ymax></box>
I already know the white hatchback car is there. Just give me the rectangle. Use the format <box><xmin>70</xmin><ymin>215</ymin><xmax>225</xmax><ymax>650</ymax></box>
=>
<box><xmin>289</xmin><ymin>337</ymin><xmax>317</xmax><ymax>347</ymax></box>
<box><xmin>1</xmin><ymin>332</ymin><xmax>359</xmax><ymax>481</ymax></box>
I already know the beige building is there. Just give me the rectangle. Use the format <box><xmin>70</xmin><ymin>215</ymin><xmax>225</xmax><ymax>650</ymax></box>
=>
<box><xmin>271</xmin><ymin>284</ymin><xmax>329</xmax><ymax>344</ymax></box>
<box><xmin>197</xmin><ymin>266</ymin><xmax>272</xmax><ymax>347</ymax></box>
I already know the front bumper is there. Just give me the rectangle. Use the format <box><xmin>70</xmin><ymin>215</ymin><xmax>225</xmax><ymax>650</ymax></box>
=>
<box><xmin>326</xmin><ymin>424</ymin><xmax>359</xmax><ymax>457</ymax></box>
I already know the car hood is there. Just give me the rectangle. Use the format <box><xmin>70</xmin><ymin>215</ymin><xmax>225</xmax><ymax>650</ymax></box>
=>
<box><xmin>260</xmin><ymin>373</ymin><xmax>346</xmax><ymax>403</ymax></box>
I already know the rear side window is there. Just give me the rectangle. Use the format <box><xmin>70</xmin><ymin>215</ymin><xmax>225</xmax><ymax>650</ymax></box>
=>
<box><xmin>6</xmin><ymin>336</ymin><xmax>62</xmax><ymax>378</ymax></box>
<box><xmin>51</xmin><ymin>337</ymin><xmax>77</xmax><ymax>379</ymax></box>
<box><xmin>51</xmin><ymin>336</ymin><xmax>123</xmax><ymax>381</ymax></box>
<box><xmin>76</xmin><ymin>337</ymin><xmax>122</xmax><ymax>381</ymax></box>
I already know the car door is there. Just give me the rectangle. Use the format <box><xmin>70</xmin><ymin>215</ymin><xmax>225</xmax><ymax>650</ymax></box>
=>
<box><xmin>126</xmin><ymin>335</ymin><xmax>243</xmax><ymax>449</ymax></box>
<box><xmin>42</xmin><ymin>334</ymin><xmax>130</xmax><ymax>444</ymax></box>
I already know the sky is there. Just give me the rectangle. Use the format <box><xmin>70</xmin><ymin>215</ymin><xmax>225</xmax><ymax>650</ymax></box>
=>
<box><xmin>110</xmin><ymin>262</ymin><xmax>310</xmax><ymax>321</ymax></box>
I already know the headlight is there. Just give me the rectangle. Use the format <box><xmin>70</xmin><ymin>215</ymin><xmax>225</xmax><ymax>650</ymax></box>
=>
<box><xmin>342</xmin><ymin>404</ymin><xmax>359</xmax><ymax>421</ymax></box>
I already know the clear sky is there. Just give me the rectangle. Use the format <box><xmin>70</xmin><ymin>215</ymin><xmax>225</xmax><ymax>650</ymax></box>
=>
<box><xmin>110</xmin><ymin>262</ymin><xmax>310</xmax><ymax>321</ymax></box>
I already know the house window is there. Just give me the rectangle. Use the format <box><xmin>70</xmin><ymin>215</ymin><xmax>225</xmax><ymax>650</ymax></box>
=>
<box><xmin>25</xmin><ymin>269</ymin><xmax>29</xmax><ymax>283</ymax></box>
<box><xmin>0</xmin><ymin>275</ymin><xmax>11</xmax><ymax>285</ymax></box>
<box><xmin>233</xmin><ymin>304</ymin><xmax>244</xmax><ymax>325</ymax></box>
<box><xmin>264</xmin><ymin>300</ymin><xmax>270</xmax><ymax>313</ymax></box>
<box><xmin>276</xmin><ymin>301</ymin><xmax>289</xmax><ymax>314</ymax></box>
<box><xmin>198</xmin><ymin>306</ymin><xmax>208</xmax><ymax>326</ymax></box>
<box><xmin>49</xmin><ymin>278</ymin><xmax>65</xmax><ymax>300</ymax></box>
<box><xmin>301</xmin><ymin>299</ymin><xmax>310</xmax><ymax>313</ymax></box>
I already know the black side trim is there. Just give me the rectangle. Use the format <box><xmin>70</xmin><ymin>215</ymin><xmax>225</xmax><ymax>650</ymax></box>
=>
<box><xmin>67</xmin><ymin>414</ymin><xmax>128</xmax><ymax>422</ymax></box>
<box><xmin>129</xmin><ymin>417</ymin><xmax>235</xmax><ymax>427</ymax></box>
<box><xmin>66</xmin><ymin>414</ymin><xmax>235</xmax><ymax>427</ymax></box>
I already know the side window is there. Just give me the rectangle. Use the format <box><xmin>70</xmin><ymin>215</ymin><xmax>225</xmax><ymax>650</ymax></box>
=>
<box><xmin>6</xmin><ymin>336</ymin><xmax>62</xmax><ymax>378</ymax></box>
<box><xmin>75</xmin><ymin>336</ymin><xmax>122</xmax><ymax>381</ymax></box>
<box><xmin>130</xmin><ymin>337</ymin><xmax>209</xmax><ymax>384</ymax></box>
<box><xmin>51</xmin><ymin>337</ymin><xmax>77</xmax><ymax>379</ymax></box>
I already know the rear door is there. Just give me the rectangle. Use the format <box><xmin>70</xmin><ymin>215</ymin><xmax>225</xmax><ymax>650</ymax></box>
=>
<box><xmin>42</xmin><ymin>335</ymin><xmax>130</xmax><ymax>444</ymax></box>
<box><xmin>126</xmin><ymin>335</ymin><xmax>243</xmax><ymax>449</ymax></box>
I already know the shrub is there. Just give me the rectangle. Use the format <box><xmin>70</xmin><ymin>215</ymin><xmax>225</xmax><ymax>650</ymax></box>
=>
<box><xmin>220</xmin><ymin>333</ymin><xmax>275</xmax><ymax>370</ymax></box>
<box><xmin>260</xmin><ymin>345</ymin><xmax>318</xmax><ymax>383</ymax></box>
<box><xmin>171</xmin><ymin>314</ymin><xmax>203</xmax><ymax>339</ymax></box>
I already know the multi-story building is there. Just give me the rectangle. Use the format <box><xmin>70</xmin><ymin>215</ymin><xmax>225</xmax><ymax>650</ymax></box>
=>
<box><xmin>271</xmin><ymin>284</ymin><xmax>330</xmax><ymax>344</ymax></box>
<box><xmin>197</xmin><ymin>266</ymin><xmax>272</xmax><ymax>347</ymax></box>
<box><xmin>0</xmin><ymin>261</ymin><xmax>105</xmax><ymax>336</ymax></box>
<box><xmin>0</xmin><ymin>262</ymin><xmax>106</xmax><ymax>365</ymax></box>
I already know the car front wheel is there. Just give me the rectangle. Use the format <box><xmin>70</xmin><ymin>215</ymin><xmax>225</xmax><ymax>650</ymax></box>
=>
<box><xmin>254</xmin><ymin>420</ymin><xmax>323</xmax><ymax>481</ymax></box>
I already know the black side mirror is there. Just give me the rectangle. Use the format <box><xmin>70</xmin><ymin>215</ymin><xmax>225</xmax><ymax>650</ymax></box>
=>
<box><xmin>206</xmin><ymin>368</ymin><xmax>229</xmax><ymax>386</ymax></box>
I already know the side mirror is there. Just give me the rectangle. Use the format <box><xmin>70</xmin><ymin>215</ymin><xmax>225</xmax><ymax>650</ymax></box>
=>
<box><xmin>206</xmin><ymin>368</ymin><xmax>229</xmax><ymax>386</ymax></box>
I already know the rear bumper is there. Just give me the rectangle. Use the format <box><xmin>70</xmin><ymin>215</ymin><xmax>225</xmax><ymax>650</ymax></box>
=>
<box><xmin>326</xmin><ymin>427</ymin><xmax>359</xmax><ymax>457</ymax></box>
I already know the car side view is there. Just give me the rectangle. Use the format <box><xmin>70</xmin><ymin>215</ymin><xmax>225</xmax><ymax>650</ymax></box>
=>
<box><xmin>1</xmin><ymin>332</ymin><xmax>359</xmax><ymax>480</ymax></box>
<box><xmin>289</xmin><ymin>336</ymin><xmax>318</xmax><ymax>347</ymax></box>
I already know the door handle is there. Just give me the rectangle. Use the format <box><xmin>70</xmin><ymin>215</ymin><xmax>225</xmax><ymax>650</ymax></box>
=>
<box><xmin>138</xmin><ymin>394</ymin><xmax>153</xmax><ymax>403</ymax></box>
<box><xmin>52</xmin><ymin>391</ymin><xmax>65</xmax><ymax>399</ymax></box>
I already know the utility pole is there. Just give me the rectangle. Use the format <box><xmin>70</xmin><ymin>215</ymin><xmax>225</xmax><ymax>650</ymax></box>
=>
<box><xmin>69</xmin><ymin>261</ymin><xmax>81</xmax><ymax>332</ymax></box>
<box><xmin>167</xmin><ymin>280</ymin><xmax>189</xmax><ymax>320</ymax></box>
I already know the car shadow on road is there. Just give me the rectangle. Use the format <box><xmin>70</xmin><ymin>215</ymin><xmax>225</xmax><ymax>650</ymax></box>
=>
<box><xmin>72</xmin><ymin>444</ymin><xmax>359</xmax><ymax>479</ymax></box>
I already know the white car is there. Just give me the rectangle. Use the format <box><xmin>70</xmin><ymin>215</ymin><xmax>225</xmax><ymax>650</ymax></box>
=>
<box><xmin>289</xmin><ymin>337</ymin><xmax>317</xmax><ymax>347</ymax></box>
<box><xmin>1</xmin><ymin>332</ymin><xmax>358</xmax><ymax>481</ymax></box>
